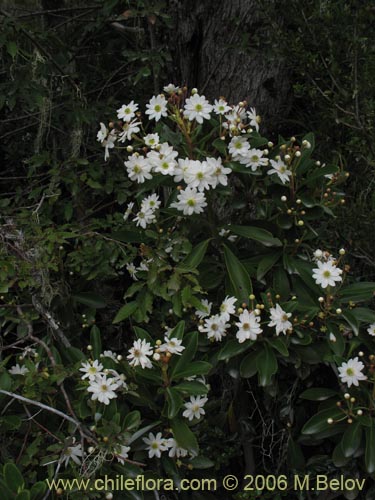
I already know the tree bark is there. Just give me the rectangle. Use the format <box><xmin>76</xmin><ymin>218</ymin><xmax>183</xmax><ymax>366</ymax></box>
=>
<box><xmin>168</xmin><ymin>0</ymin><xmax>292</xmax><ymax>131</ymax></box>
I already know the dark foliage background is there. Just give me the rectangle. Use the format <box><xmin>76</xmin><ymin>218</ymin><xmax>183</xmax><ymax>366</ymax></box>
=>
<box><xmin>0</xmin><ymin>1</ymin><xmax>374</xmax><ymax>498</ymax></box>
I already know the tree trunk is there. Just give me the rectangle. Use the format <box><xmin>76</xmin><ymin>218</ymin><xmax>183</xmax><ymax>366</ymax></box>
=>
<box><xmin>168</xmin><ymin>0</ymin><xmax>292</xmax><ymax>131</ymax></box>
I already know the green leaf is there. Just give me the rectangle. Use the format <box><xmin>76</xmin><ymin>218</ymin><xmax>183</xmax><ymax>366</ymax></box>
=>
<box><xmin>301</xmin><ymin>165</ymin><xmax>338</xmax><ymax>186</ymax></box>
<box><xmin>133</xmin><ymin>326</ymin><xmax>153</xmax><ymax>343</ymax></box>
<box><xmin>0</xmin><ymin>372</ymin><xmax>12</xmax><ymax>392</ymax></box>
<box><xmin>173</xmin><ymin>381</ymin><xmax>208</xmax><ymax>395</ymax></box>
<box><xmin>223</xmin><ymin>244</ymin><xmax>252</xmax><ymax>303</ymax></box>
<box><xmin>112</xmin><ymin>302</ymin><xmax>138</xmax><ymax>323</ymax></box>
<box><xmin>180</xmin><ymin>239</ymin><xmax>210</xmax><ymax>270</ymax></box>
<box><xmin>266</xmin><ymin>337</ymin><xmax>289</xmax><ymax>357</ymax></box>
<box><xmin>7</xmin><ymin>41</ymin><xmax>18</xmax><ymax>58</ymax></box>
<box><xmin>299</xmin><ymin>388</ymin><xmax>338</xmax><ymax>401</ymax></box>
<box><xmin>287</xmin><ymin>438</ymin><xmax>305</xmax><ymax>470</ymax></box>
<box><xmin>90</xmin><ymin>325</ymin><xmax>102</xmax><ymax>359</ymax></box>
<box><xmin>301</xmin><ymin>408</ymin><xmax>343</xmax><ymax>435</ymax></box>
<box><xmin>240</xmin><ymin>350</ymin><xmax>259</xmax><ymax>378</ymax></box>
<box><xmin>166</xmin><ymin>388</ymin><xmax>184</xmax><ymax>419</ymax></box>
<box><xmin>342</xmin><ymin>421</ymin><xmax>362</xmax><ymax>458</ymax></box>
<box><xmin>4</xmin><ymin>463</ymin><xmax>24</xmax><ymax>493</ymax></box>
<box><xmin>256</xmin><ymin>345</ymin><xmax>277</xmax><ymax>386</ymax></box>
<box><xmin>173</xmin><ymin>361</ymin><xmax>212</xmax><ymax>380</ymax></box>
<box><xmin>72</xmin><ymin>292</ymin><xmax>107</xmax><ymax>309</ymax></box>
<box><xmin>257</xmin><ymin>251</ymin><xmax>282</xmax><ymax>280</ymax></box>
<box><xmin>170</xmin><ymin>331</ymin><xmax>198</xmax><ymax>379</ymax></box>
<box><xmin>351</xmin><ymin>307</ymin><xmax>375</xmax><ymax>323</ymax></box>
<box><xmin>365</xmin><ymin>421</ymin><xmax>375</xmax><ymax>473</ymax></box>
<box><xmin>228</xmin><ymin>226</ymin><xmax>282</xmax><ymax>247</ymax></box>
<box><xmin>340</xmin><ymin>282</ymin><xmax>375</xmax><ymax>302</ymax></box>
<box><xmin>332</xmin><ymin>441</ymin><xmax>350</xmax><ymax>468</ymax></box>
<box><xmin>127</xmin><ymin>421</ymin><xmax>161</xmax><ymax>445</ymax></box>
<box><xmin>171</xmin><ymin>419</ymin><xmax>199</xmax><ymax>455</ymax></box>
<box><xmin>15</xmin><ymin>492</ymin><xmax>30</xmax><ymax>500</ymax></box>
<box><xmin>30</xmin><ymin>482</ymin><xmax>47</xmax><ymax>500</ymax></box>
<box><xmin>218</xmin><ymin>339</ymin><xmax>254</xmax><ymax>361</ymax></box>
<box><xmin>167</xmin><ymin>321</ymin><xmax>185</xmax><ymax>340</ymax></box>
<box><xmin>212</xmin><ymin>138</ymin><xmax>227</xmax><ymax>155</ymax></box>
<box><xmin>123</xmin><ymin>411</ymin><xmax>141</xmax><ymax>432</ymax></box>
<box><xmin>342</xmin><ymin>310</ymin><xmax>360</xmax><ymax>336</ymax></box>
<box><xmin>189</xmin><ymin>456</ymin><xmax>215</xmax><ymax>469</ymax></box>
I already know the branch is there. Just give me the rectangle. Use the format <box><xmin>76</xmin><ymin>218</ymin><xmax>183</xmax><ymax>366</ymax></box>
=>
<box><xmin>0</xmin><ymin>390</ymin><xmax>80</xmax><ymax>426</ymax></box>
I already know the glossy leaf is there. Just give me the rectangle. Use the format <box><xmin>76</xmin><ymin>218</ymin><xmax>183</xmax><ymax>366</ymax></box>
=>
<box><xmin>112</xmin><ymin>301</ymin><xmax>138</xmax><ymax>323</ymax></box>
<box><xmin>223</xmin><ymin>244</ymin><xmax>253</xmax><ymax>303</ymax></box>
<box><xmin>256</xmin><ymin>345</ymin><xmax>278</xmax><ymax>386</ymax></box>
<box><xmin>228</xmin><ymin>225</ymin><xmax>282</xmax><ymax>247</ymax></box>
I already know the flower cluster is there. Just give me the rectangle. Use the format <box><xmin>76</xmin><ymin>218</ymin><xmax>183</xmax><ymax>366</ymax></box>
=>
<box><xmin>96</xmin><ymin>86</ymin><xmax>287</xmax><ymax>221</ymax></box>
<box><xmin>143</xmin><ymin>432</ymin><xmax>189</xmax><ymax>459</ymax></box>
<box><xmin>197</xmin><ymin>296</ymin><xmax>293</xmax><ymax>343</ymax></box>
<box><xmin>80</xmin><ymin>357</ymin><xmax>127</xmax><ymax>405</ymax></box>
<box><xmin>126</xmin><ymin>335</ymin><xmax>185</xmax><ymax>368</ymax></box>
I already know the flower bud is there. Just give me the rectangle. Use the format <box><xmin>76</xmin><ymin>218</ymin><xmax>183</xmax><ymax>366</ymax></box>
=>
<box><xmin>295</xmin><ymin>151</ymin><xmax>301</xmax><ymax>157</ymax></box>
<box><xmin>126</xmin><ymin>145</ymin><xmax>133</xmax><ymax>153</ymax></box>
<box><xmin>281</xmin><ymin>196</ymin><xmax>287</xmax><ymax>202</ymax></box>
<box><xmin>339</xmin><ymin>248</ymin><xmax>346</xmax><ymax>255</ymax></box>
<box><xmin>336</xmin><ymin>308</ymin><xmax>342</xmax><ymax>314</ymax></box>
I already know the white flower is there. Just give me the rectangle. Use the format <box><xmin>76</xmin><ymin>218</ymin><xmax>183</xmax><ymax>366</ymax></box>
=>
<box><xmin>235</xmin><ymin>310</ymin><xmax>262</xmax><ymax>343</ymax></box>
<box><xmin>144</xmin><ymin>133</ymin><xmax>160</xmax><ymax>148</ymax></box>
<box><xmin>118</xmin><ymin>120</ymin><xmax>141</xmax><ymax>143</ymax></box>
<box><xmin>267</xmin><ymin>159</ymin><xmax>292</xmax><ymax>184</ymax></box>
<box><xmin>106</xmin><ymin>370</ymin><xmax>128</xmax><ymax>389</ymax></box>
<box><xmin>117</xmin><ymin>101</ymin><xmax>139</xmax><ymax>122</ymax></box>
<box><xmin>338</xmin><ymin>357</ymin><xmax>367</xmax><ymax>387</ymax></box>
<box><xmin>195</xmin><ymin>299</ymin><xmax>212</xmax><ymax>319</ymax></box>
<box><xmin>201</xmin><ymin>314</ymin><xmax>229</xmax><ymax>341</ymax></box>
<box><xmin>313</xmin><ymin>249</ymin><xmax>324</xmax><ymax>260</ymax></box>
<box><xmin>171</xmin><ymin>187</ymin><xmax>207</xmax><ymax>215</ymax></box>
<box><xmin>123</xmin><ymin>202</ymin><xmax>134</xmax><ymax>221</ymax></box>
<box><xmin>268</xmin><ymin>304</ymin><xmax>292</xmax><ymax>336</ymax></box>
<box><xmin>79</xmin><ymin>360</ymin><xmax>104</xmax><ymax>381</ymax></box>
<box><xmin>126</xmin><ymin>263</ymin><xmax>138</xmax><ymax>280</ymax></box>
<box><xmin>213</xmin><ymin>98</ymin><xmax>231</xmax><ymax>115</ymax></box>
<box><xmin>367</xmin><ymin>323</ymin><xmax>375</xmax><ymax>336</ymax></box>
<box><xmin>147</xmin><ymin>143</ymin><xmax>178</xmax><ymax>175</ymax></box>
<box><xmin>143</xmin><ymin>432</ymin><xmax>168</xmax><ymax>458</ymax></box>
<box><xmin>87</xmin><ymin>375</ymin><xmax>119</xmax><ymax>405</ymax></box>
<box><xmin>159</xmin><ymin>336</ymin><xmax>185</xmax><ymax>355</ymax></box>
<box><xmin>163</xmin><ymin>83</ymin><xmax>179</xmax><ymax>94</ymax></box>
<box><xmin>239</xmin><ymin>148</ymin><xmax>268</xmax><ymax>171</ymax></box>
<box><xmin>183</xmin><ymin>94</ymin><xmax>212</xmax><ymax>124</ymax></box>
<box><xmin>166</xmin><ymin>438</ymin><xmax>188</xmax><ymax>458</ymax></box>
<box><xmin>207</xmin><ymin>157</ymin><xmax>231</xmax><ymax>188</ymax></box>
<box><xmin>62</xmin><ymin>443</ymin><xmax>83</xmax><ymax>467</ymax></box>
<box><xmin>137</xmin><ymin>260</ymin><xmax>149</xmax><ymax>272</ymax></box>
<box><xmin>228</xmin><ymin>136</ymin><xmax>250</xmax><ymax>159</ymax></box>
<box><xmin>174</xmin><ymin>158</ymin><xmax>192</xmax><ymax>183</ymax></box>
<box><xmin>125</xmin><ymin>154</ymin><xmax>152</xmax><ymax>183</ymax></box>
<box><xmin>9</xmin><ymin>364</ymin><xmax>29</xmax><ymax>376</ymax></box>
<box><xmin>182</xmin><ymin>396</ymin><xmax>208</xmax><ymax>421</ymax></box>
<box><xmin>219</xmin><ymin>296</ymin><xmax>237</xmax><ymax>321</ymax></box>
<box><xmin>103</xmin><ymin>130</ymin><xmax>116</xmax><ymax>161</ymax></box>
<box><xmin>141</xmin><ymin>193</ymin><xmax>161</xmax><ymax>213</ymax></box>
<box><xmin>114</xmin><ymin>444</ymin><xmax>131</xmax><ymax>465</ymax></box>
<box><xmin>127</xmin><ymin>339</ymin><xmax>153</xmax><ymax>369</ymax></box>
<box><xmin>133</xmin><ymin>209</ymin><xmax>156</xmax><ymax>229</ymax></box>
<box><xmin>97</xmin><ymin>122</ymin><xmax>107</xmax><ymax>143</ymax></box>
<box><xmin>312</xmin><ymin>260</ymin><xmax>343</xmax><ymax>288</ymax></box>
<box><xmin>145</xmin><ymin>95</ymin><xmax>168</xmax><ymax>121</ymax></box>
<box><xmin>100</xmin><ymin>350</ymin><xmax>118</xmax><ymax>363</ymax></box>
<box><xmin>247</xmin><ymin>107</ymin><xmax>261</xmax><ymax>132</ymax></box>
<box><xmin>184</xmin><ymin>160</ymin><xmax>215</xmax><ymax>191</ymax></box>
